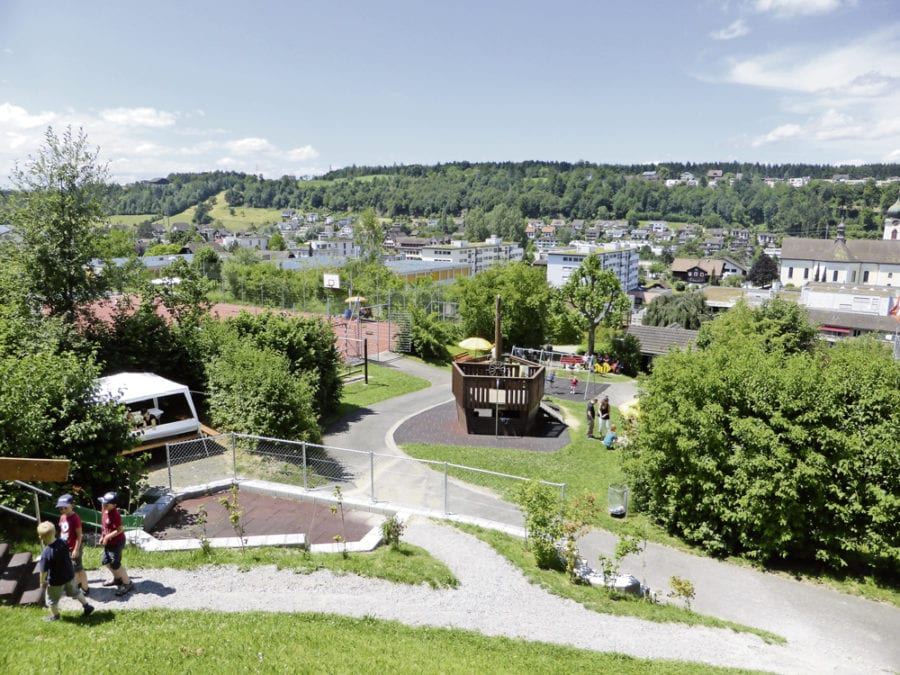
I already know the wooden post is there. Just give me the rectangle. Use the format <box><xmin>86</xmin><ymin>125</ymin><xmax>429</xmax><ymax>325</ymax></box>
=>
<box><xmin>494</xmin><ymin>294</ymin><xmax>502</xmax><ymax>362</ymax></box>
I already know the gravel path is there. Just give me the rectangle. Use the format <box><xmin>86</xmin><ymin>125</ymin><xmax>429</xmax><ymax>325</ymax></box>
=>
<box><xmin>61</xmin><ymin>519</ymin><xmax>832</xmax><ymax>674</ymax></box>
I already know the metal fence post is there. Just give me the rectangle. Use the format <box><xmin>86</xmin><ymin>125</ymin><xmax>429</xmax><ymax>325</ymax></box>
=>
<box><xmin>443</xmin><ymin>462</ymin><xmax>449</xmax><ymax>515</ymax></box>
<box><xmin>369</xmin><ymin>451</ymin><xmax>375</xmax><ymax>503</ymax></box>
<box><xmin>231</xmin><ymin>432</ymin><xmax>237</xmax><ymax>482</ymax></box>
<box><xmin>166</xmin><ymin>442</ymin><xmax>173</xmax><ymax>490</ymax></box>
<box><xmin>302</xmin><ymin>442</ymin><xmax>308</xmax><ymax>490</ymax></box>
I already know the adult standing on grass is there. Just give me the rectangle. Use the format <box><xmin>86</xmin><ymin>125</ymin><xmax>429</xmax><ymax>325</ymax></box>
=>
<box><xmin>586</xmin><ymin>397</ymin><xmax>597</xmax><ymax>438</ymax></box>
<box><xmin>598</xmin><ymin>396</ymin><xmax>611</xmax><ymax>437</ymax></box>
<box><xmin>56</xmin><ymin>494</ymin><xmax>89</xmax><ymax>596</ymax></box>
<box><xmin>98</xmin><ymin>491</ymin><xmax>135</xmax><ymax>596</ymax></box>
<box><xmin>37</xmin><ymin>521</ymin><xmax>94</xmax><ymax>621</ymax></box>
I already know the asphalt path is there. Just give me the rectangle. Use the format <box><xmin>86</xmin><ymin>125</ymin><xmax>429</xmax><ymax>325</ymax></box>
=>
<box><xmin>322</xmin><ymin>355</ymin><xmax>900</xmax><ymax>674</ymax></box>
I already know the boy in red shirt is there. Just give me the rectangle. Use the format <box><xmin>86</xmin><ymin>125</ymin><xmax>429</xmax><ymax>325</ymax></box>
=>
<box><xmin>98</xmin><ymin>491</ymin><xmax>134</xmax><ymax>596</ymax></box>
<box><xmin>56</xmin><ymin>494</ymin><xmax>89</xmax><ymax>595</ymax></box>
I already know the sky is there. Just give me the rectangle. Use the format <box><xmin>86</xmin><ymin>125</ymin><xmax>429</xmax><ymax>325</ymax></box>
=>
<box><xmin>1</xmin><ymin>0</ymin><xmax>899</xmax><ymax>186</ymax></box>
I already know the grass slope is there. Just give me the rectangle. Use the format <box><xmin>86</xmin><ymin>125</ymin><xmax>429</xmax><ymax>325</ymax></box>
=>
<box><xmin>0</xmin><ymin>608</ymin><xmax>755</xmax><ymax>674</ymax></box>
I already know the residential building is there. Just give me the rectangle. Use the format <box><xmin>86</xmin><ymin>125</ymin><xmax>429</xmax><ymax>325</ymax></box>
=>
<box><xmin>419</xmin><ymin>236</ymin><xmax>523</xmax><ymax>274</ymax></box>
<box><xmin>545</xmin><ymin>242</ymin><xmax>639</xmax><ymax>290</ymax></box>
<box><xmin>671</xmin><ymin>258</ymin><xmax>726</xmax><ymax>284</ymax></box>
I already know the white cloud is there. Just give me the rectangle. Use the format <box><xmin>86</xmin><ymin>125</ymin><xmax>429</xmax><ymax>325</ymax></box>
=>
<box><xmin>725</xmin><ymin>25</ymin><xmax>900</xmax><ymax>157</ymax></box>
<box><xmin>0</xmin><ymin>103</ymin><xmax>328</xmax><ymax>185</ymax></box>
<box><xmin>100</xmin><ymin>107</ymin><xmax>177</xmax><ymax>128</ymax></box>
<box><xmin>286</xmin><ymin>145</ymin><xmax>319</xmax><ymax>162</ymax></box>
<box><xmin>831</xmin><ymin>157</ymin><xmax>866</xmax><ymax>166</ymax></box>
<box><xmin>753</xmin><ymin>0</ymin><xmax>851</xmax><ymax>18</ymax></box>
<box><xmin>885</xmin><ymin>148</ymin><xmax>900</xmax><ymax>161</ymax></box>
<box><xmin>751</xmin><ymin>123</ymin><xmax>803</xmax><ymax>146</ymax></box>
<box><xmin>0</xmin><ymin>102</ymin><xmax>56</xmax><ymax>130</ymax></box>
<box><xmin>225</xmin><ymin>137</ymin><xmax>277</xmax><ymax>155</ymax></box>
<box><xmin>711</xmin><ymin>19</ymin><xmax>749</xmax><ymax>41</ymax></box>
<box><xmin>726</xmin><ymin>28</ymin><xmax>900</xmax><ymax>94</ymax></box>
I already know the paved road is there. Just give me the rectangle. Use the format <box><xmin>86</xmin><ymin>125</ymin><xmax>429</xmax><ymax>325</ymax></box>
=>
<box><xmin>322</xmin><ymin>355</ymin><xmax>900</xmax><ymax>674</ymax></box>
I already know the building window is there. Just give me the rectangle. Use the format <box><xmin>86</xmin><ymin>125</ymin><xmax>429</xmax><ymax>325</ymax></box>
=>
<box><xmin>804</xmin><ymin>268</ymin><xmax>809</xmax><ymax>279</ymax></box>
<box><xmin>850</xmin><ymin>270</ymin><xmax>856</xmax><ymax>282</ymax></box>
<box><xmin>832</xmin><ymin>270</ymin><xmax>838</xmax><ymax>282</ymax></box>
<box><xmin>863</xmin><ymin>271</ymin><xmax>869</xmax><ymax>283</ymax></box>
<box><xmin>788</xmin><ymin>267</ymin><xmax>793</xmax><ymax>278</ymax></box>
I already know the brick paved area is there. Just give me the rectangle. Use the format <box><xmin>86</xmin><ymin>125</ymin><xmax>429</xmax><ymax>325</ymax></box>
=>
<box><xmin>151</xmin><ymin>490</ymin><xmax>382</xmax><ymax>545</ymax></box>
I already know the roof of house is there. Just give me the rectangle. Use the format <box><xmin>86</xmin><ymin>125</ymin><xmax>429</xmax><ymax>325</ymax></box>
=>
<box><xmin>781</xmin><ymin>237</ymin><xmax>900</xmax><ymax>264</ymax></box>
<box><xmin>671</xmin><ymin>258</ymin><xmax>726</xmax><ymax>275</ymax></box>
<box><xmin>806</xmin><ymin>308</ymin><xmax>900</xmax><ymax>333</ymax></box>
<box><xmin>626</xmin><ymin>325</ymin><xmax>699</xmax><ymax>355</ymax></box>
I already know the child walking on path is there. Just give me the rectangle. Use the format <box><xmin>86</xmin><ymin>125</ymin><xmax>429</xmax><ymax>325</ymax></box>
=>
<box><xmin>99</xmin><ymin>491</ymin><xmax>135</xmax><ymax>596</ymax></box>
<box><xmin>37</xmin><ymin>521</ymin><xmax>94</xmax><ymax>621</ymax></box>
<box><xmin>56</xmin><ymin>493</ymin><xmax>89</xmax><ymax>595</ymax></box>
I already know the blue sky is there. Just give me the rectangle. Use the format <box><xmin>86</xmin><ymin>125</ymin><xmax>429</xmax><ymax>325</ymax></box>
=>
<box><xmin>1</xmin><ymin>0</ymin><xmax>898</xmax><ymax>185</ymax></box>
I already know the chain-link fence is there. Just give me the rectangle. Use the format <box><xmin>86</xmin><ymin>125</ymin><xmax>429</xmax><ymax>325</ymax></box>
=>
<box><xmin>157</xmin><ymin>433</ymin><xmax>564</xmax><ymax>525</ymax></box>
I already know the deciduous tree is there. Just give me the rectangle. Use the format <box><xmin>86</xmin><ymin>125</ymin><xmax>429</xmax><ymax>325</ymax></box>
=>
<box><xmin>561</xmin><ymin>254</ymin><xmax>630</xmax><ymax>355</ymax></box>
<box><xmin>5</xmin><ymin>126</ymin><xmax>109</xmax><ymax>321</ymax></box>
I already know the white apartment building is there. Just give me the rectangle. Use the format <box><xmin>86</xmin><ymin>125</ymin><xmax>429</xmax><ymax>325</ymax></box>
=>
<box><xmin>418</xmin><ymin>236</ymin><xmax>524</xmax><ymax>274</ymax></box>
<box><xmin>545</xmin><ymin>241</ymin><xmax>640</xmax><ymax>290</ymax></box>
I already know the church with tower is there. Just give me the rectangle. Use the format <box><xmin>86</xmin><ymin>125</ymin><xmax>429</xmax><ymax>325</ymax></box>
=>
<box><xmin>778</xmin><ymin>189</ymin><xmax>900</xmax><ymax>341</ymax></box>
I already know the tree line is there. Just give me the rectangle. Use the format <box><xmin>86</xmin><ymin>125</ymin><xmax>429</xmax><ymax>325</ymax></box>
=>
<box><xmin>36</xmin><ymin>161</ymin><xmax>894</xmax><ymax>243</ymax></box>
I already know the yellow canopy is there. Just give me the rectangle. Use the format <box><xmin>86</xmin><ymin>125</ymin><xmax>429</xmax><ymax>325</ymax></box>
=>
<box><xmin>458</xmin><ymin>337</ymin><xmax>493</xmax><ymax>351</ymax></box>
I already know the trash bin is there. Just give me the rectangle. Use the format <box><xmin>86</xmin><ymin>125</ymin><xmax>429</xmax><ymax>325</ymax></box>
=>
<box><xmin>608</xmin><ymin>483</ymin><xmax>629</xmax><ymax>518</ymax></box>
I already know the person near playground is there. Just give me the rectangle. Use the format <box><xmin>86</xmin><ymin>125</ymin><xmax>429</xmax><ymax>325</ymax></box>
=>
<box><xmin>598</xmin><ymin>396</ymin><xmax>611</xmax><ymax>436</ymax></box>
<box><xmin>586</xmin><ymin>397</ymin><xmax>597</xmax><ymax>438</ymax></box>
<box><xmin>98</xmin><ymin>491</ymin><xmax>134</xmax><ymax>596</ymax></box>
<box><xmin>602</xmin><ymin>424</ymin><xmax>619</xmax><ymax>448</ymax></box>
<box><xmin>37</xmin><ymin>521</ymin><xmax>94</xmax><ymax>621</ymax></box>
<box><xmin>569</xmin><ymin>375</ymin><xmax>578</xmax><ymax>394</ymax></box>
<box><xmin>56</xmin><ymin>494</ymin><xmax>89</xmax><ymax>595</ymax></box>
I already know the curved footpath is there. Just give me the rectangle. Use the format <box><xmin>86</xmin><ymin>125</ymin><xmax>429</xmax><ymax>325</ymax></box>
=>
<box><xmin>326</xmin><ymin>356</ymin><xmax>900</xmax><ymax>674</ymax></box>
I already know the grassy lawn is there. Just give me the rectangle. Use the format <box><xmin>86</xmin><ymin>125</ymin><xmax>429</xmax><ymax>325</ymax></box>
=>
<box><xmin>400</xmin><ymin>394</ymin><xmax>682</xmax><ymax>545</ymax></box>
<box><xmin>173</xmin><ymin>190</ymin><xmax>283</xmax><ymax>231</ymax></box>
<box><xmin>0</xmin><ymin>608</ymin><xmax>753</xmax><ymax>674</ymax></box>
<box><xmin>15</xmin><ymin>539</ymin><xmax>458</xmax><ymax>590</ymax></box>
<box><xmin>329</xmin><ymin>362</ymin><xmax>431</xmax><ymax>423</ymax></box>
<box><xmin>108</xmin><ymin>214</ymin><xmax>157</xmax><ymax>227</ymax></box>
<box><xmin>452</xmin><ymin>522</ymin><xmax>785</xmax><ymax>645</ymax></box>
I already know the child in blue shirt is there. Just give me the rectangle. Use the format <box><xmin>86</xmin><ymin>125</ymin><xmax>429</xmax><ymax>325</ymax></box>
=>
<box><xmin>37</xmin><ymin>521</ymin><xmax>94</xmax><ymax>621</ymax></box>
<box><xmin>602</xmin><ymin>424</ymin><xmax>619</xmax><ymax>449</ymax></box>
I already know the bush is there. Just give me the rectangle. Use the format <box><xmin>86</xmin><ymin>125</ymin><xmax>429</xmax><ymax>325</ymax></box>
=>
<box><xmin>624</xmin><ymin>306</ymin><xmax>900</xmax><ymax>577</ymax></box>
<box><xmin>206</xmin><ymin>337</ymin><xmax>320</xmax><ymax>442</ymax></box>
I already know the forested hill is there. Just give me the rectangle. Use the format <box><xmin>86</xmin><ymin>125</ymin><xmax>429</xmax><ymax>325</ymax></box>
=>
<box><xmin>99</xmin><ymin>161</ymin><xmax>900</xmax><ymax>238</ymax></box>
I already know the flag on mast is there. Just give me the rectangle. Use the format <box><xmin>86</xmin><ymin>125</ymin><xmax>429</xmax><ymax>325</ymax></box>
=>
<box><xmin>890</xmin><ymin>297</ymin><xmax>900</xmax><ymax>323</ymax></box>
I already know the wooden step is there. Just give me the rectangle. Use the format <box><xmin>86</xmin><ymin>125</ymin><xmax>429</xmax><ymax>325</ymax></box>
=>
<box><xmin>0</xmin><ymin>551</ymin><xmax>33</xmax><ymax>605</ymax></box>
<box><xmin>18</xmin><ymin>562</ymin><xmax>43</xmax><ymax>606</ymax></box>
